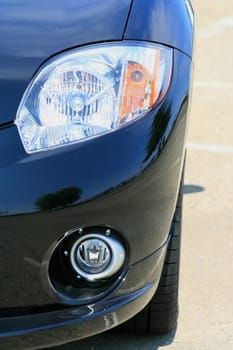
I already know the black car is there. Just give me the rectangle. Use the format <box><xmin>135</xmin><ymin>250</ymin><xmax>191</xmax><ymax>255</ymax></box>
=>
<box><xmin>0</xmin><ymin>0</ymin><xmax>194</xmax><ymax>348</ymax></box>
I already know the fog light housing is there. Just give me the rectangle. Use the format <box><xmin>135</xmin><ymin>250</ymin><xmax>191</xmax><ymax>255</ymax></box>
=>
<box><xmin>43</xmin><ymin>226</ymin><xmax>127</xmax><ymax>305</ymax></box>
<box><xmin>70</xmin><ymin>234</ymin><xmax>126</xmax><ymax>282</ymax></box>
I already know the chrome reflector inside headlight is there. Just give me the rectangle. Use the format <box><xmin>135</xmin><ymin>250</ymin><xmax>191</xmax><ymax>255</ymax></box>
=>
<box><xmin>16</xmin><ymin>42</ymin><xmax>172</xmax><ymax>153</ymax></box>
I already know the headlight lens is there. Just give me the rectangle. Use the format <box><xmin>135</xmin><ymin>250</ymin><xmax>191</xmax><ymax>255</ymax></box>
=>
<box><xmin>16</xmin><ymin>42</ymin><xmax>172</xmax><ymax>153</ymax></box>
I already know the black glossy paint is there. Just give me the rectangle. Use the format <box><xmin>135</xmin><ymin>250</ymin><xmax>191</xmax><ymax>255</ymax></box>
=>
<box><xmin>0</xmin><ymin>50</ymin><xmax>191</xmax><ymax>216</ymax></box>
<box><xmin>0</xmin><ymin>49</ymin><xmax>191</xmax><ymax>308</ymax></box>
<box><xmin>125</xmin><ymin>0</ymin><xmax>193</xmax><ymax>57</ymax></box>
<box><xmin>1</xmin><ymin>242</ymin><xmax>166</xmax><ymax>348</ymax></box>
<box><xmin>1</xmin><ymin>285</ymin><xmax>156</xmax><ymax>349</ymax></box>
<box><xmin>0</xmin><ymin>0</ymin><xmax>194</xmax><ymax>348</ymax></box>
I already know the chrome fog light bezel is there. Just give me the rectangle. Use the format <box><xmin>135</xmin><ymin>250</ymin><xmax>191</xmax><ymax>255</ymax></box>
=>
<box><xmin>70</xmin><ymin>233</ymin><xmax>126</xmax><ymax>282</ymax></box>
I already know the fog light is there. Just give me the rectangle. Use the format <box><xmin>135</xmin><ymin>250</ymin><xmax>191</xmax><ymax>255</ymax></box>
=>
<box><xmin>70</xmin><ymin>233</ymin><xmax>125</xmax><ymax>282</ymax></box>
<box><xmin>76</xmin><ymin>238</ymin><xmax>111</xmax><ymax>273</ymax></box>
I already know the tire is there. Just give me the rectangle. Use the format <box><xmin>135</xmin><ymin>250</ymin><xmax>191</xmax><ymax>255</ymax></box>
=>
<box><xmin>117</xmin><ymin>180</ymin><xmax>183</xmax><ymax>335</ymax></box>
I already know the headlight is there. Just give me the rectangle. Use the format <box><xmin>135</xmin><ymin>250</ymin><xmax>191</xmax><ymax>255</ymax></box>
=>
<box><xmin>16</xmin><ymin>42</ymin><xmax>172</xmax><ymax>153</ymax></box>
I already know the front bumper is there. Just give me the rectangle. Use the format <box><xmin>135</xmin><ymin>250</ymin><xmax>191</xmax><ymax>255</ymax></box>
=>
<box><xmin>0</xmin><ymin>243</ymin><xmax>166</xmax><ymax>349</ymax></box>
<box><xmin>0</xmin><ymin>49</ymin><xmax>192</xmax><ymax>347</ymax></box>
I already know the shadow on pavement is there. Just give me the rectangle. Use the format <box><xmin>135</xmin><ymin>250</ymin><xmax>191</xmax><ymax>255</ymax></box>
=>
<box><xmin>183</xmin><ymin>184</ymin><xmax>205</xmax><ymax>194</ymax></box>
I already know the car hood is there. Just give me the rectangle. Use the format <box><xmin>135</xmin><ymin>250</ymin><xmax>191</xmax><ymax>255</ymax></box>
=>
<box><xmin>0</xmin><ymin>0</ymin><xmax>132</xmax><ymax>125</ymax></box>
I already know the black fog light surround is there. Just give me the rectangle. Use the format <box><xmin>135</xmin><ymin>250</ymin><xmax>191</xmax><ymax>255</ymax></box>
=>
<box><xmin>43</xmin><ymin>226</ymin><xmax>127</xmax><ymax>305</ymax></box>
